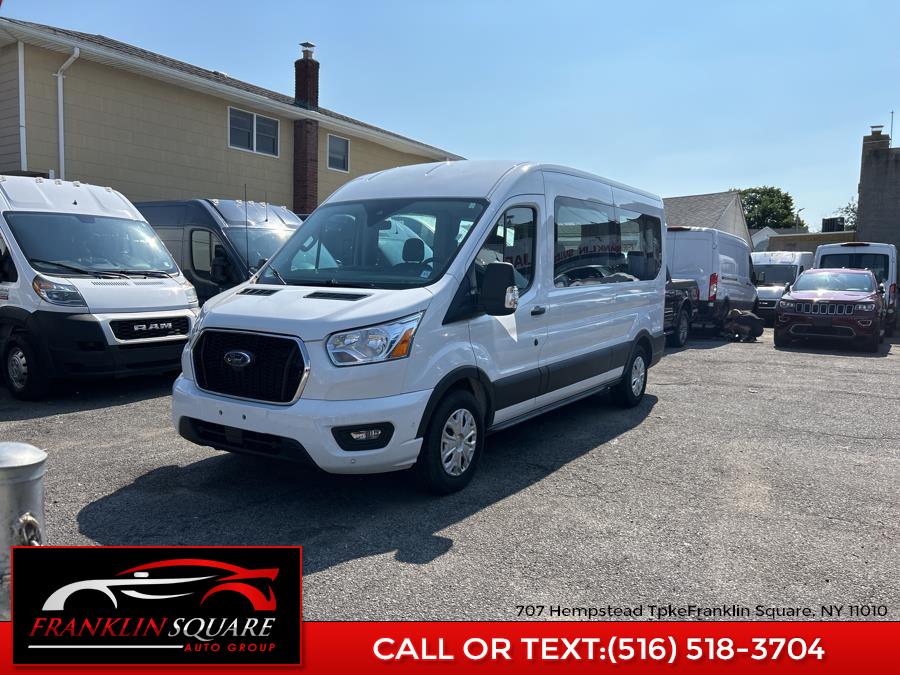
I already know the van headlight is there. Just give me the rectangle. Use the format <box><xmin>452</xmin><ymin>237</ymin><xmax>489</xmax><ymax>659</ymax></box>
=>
<box><xmin>32</xmin><ymin>275</ymin><xmax>86</xmax><ymax>306</ymax></box>
<box><xmin>854</xmin><ymin>302</ymin><xmax>875</xmax><ymax>312</ymax></box>
<box><xmin>175</xmin><ymin>274</ymin><xmax>199</xmax><ymax>308</ymax></box>
<box><xmin>327</xmin><ymin>313</ymin><xmax>423</xmax><ymax>366</ymax></box>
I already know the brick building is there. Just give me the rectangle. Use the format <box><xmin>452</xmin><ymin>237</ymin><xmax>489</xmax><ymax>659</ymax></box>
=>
<box><xmin>857</xmin><ymin>126</ymin><xmax>900</xmax><ymax>250</ymax></box>
<box><xmin>0</xmin><ymin>18</ymin><xmax>460</xmax><ymax>214</ymax></box>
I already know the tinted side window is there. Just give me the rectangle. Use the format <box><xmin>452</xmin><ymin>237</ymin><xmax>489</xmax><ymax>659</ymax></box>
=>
<box><xmin>191</xmin><ymin>230</ymin><xmax>219</xmax><ymax>279</ymax></box>
<box><xmin>0</xmin><ymin>232</ymin><xmax>17</xmax><ymax>283</ymax></box>
<box><xmin>617</xmin><ymin>208</ymin><xmax>662</xmax><ymax>281</ymax></box>
<box><xmin>477</xmin><ymin>207</ymin><xmax>536</xmax><ymax>291</ymax></box>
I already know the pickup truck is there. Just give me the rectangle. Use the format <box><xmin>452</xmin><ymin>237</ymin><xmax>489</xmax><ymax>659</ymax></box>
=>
<box><xmin>665</xmin><ymin>271</ymin><xmax>700</xmax><ymax>347</ymax></box>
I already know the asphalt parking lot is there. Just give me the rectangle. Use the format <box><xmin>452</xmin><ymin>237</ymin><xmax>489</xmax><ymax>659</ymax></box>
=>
<box><xmin>1</xmin><ymin>329</ymin><xmax>897</xmax><ymax>620</ymax></box>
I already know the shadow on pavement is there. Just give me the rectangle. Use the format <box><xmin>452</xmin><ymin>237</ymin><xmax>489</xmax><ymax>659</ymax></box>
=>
<box><xmin>78</xmin><ymin>394</ymin><xmax>657</xmax><ymax>574</ymax></box>
<box><xmin>774</xmin><ymin>338</ymin><xmax>892</xmax><ymax>358</ymax></box>
<box><xmin>0</xmin><ymin>373</ymin><xmax>176</xmax><ymax>422</ymax></box>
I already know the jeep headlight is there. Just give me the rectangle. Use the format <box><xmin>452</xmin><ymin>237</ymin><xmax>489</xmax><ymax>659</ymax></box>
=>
<box><xmin>32</xmin><ymin>275</ymin><xmax>86</xmax><ymax>306</ymax></box>
<box><xmin>854</xmin><ymin>302</ymin><xmax>876</xmax><ymax>312</ymax></box>
<box><xmin>778</xmin><ymin>300</ymin><xmax>794</xmax><ymax>310</ymax></box>
<box><xmin>327</xmin><ymin>313</ymin><xmax>423</xmax><ymax>366</ymax></box>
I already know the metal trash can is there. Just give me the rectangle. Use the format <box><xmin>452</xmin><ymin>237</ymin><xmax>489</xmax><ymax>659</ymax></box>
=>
<box><xmin>0</xmin><ymin>442</ymin><xmax>46</xmax><ymax>620</ymax></box>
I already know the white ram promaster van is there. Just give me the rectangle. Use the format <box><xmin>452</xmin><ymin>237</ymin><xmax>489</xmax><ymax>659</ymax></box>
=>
<box><xmin>751</xmin><ymin>251</ymin><xmax>813</xmax><ymax>321</ymax></box>
<box><xmin>814</xmin><ymin>242</ymin><xmax>897</xmax><ymax>336</ymax></box>
<box><xmin>173</xmin><ymin>161</ymin><xmax>666</xmax><ymax>493</ymax></box>
<box><xmin>0</xmin><ymin>176</ymin><xmax>199</xmax><ymax>399</ymax></box>
<box><xmin>666</xmin><ymin>226</ymin><xmax>757</xmax><ymax>326</ymax></box>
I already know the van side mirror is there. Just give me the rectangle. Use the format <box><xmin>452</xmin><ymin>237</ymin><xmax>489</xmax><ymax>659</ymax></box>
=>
<box><xmin>784</xmin><ymin>282</ymin><xmax>791</xmax><ymax>293</ymax></box>
<box><xmin>878</xmin><ymin>284</ymin><xmax>886</xmax><ymax>295</ymax></box>
<box><xmin>249</xmin><ymin>257</ymin><xmax>267</xmax><ymax>274</ymax></box>
<box><xmin>481</xmin><ymin>262</ymin><xmax>518</xmax><ymax>316</ymax></box>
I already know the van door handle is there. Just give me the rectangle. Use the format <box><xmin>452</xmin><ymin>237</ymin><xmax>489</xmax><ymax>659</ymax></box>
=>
<box><xmin>531</xmin><ymin>306</ymin><xmax>546</xmax><ymax>316</ymax></box>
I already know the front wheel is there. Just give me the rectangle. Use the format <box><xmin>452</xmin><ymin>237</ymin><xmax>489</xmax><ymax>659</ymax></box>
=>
<box><xmin>4</xmin><ymin>335</ymin><xmax>50</xmax><ymax>400</ymax></box>
<box><xmin>862</xmin><ymin>329</ymin><xmax>880</xmax><ymax>353</ymax></box>
<box><xmin>413</xmin><ymin>389</ymin><xmax>484</xmax><ymax>494</ymax></box>
<box><xmin>612</xmin><ymin>346</ymin><xmax>648</xmax><ymax>408</ymax></box>
<box><xmin>773</xmin><ymin>329</ymin><xmax>789</xmax><ymax>348</ymax></box>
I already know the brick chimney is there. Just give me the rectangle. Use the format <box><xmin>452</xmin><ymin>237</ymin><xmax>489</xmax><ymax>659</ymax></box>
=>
<box><xmin>294</xmin><ymin>42</ymin><xmax>319</xmax><ymax>109</ymax></box>
<box><xmin>293</xmin><ymin>42</ymin><xmax>319</xmax><ymax>214</ymax></box>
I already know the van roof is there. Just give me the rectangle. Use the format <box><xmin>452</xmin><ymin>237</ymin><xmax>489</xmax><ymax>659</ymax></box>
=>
<box><xmin>0</xmin><ymin>175</ymin><xmax>141</xmax><ymax>220</ymax></box>
<box><xmin>752</xmin><ymin>251</ymin><xmax>809</xmax><ymax>264</ymax></box>
<box><xmin>326</xmin><ymin>160</ymin><xmax>662</xmax><ymax>206</ymax></box>
<box><xmin>817</xmin><ymin>241</ymin><xmax>896</xmax><ymax>251</ymax></box>
<box><xmin>666</xmin><ymin>225</ymin><xmax>748</xmax><ymax>246</ymax></box>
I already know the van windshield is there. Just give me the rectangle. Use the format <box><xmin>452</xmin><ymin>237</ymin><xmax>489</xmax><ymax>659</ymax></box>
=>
<box><xmin>5</xmin><ymin>211</ymin><xmax>178</xmax><ymax>277</ymax></box>
<box><xmin>754</xmin><ymin>264</ymin><xmax>799</xmax><ymax>286</ymax></box>
<box><xmin>256</xmin><ymin>198</ymin><xmax>487</xmax><ymax>289</ymax></box>
<box><xmin>819</xmin><ymin>252</ymin><xmax>890</xmax><ymax>283</ymax></box>
<box><xmin>209</xmin><ymin>200</ymin><xmax>303</xmax><ymax>228</ymax></box>
<box><xmin>793</xmin><ymin>271</ymin><xmax>875</xmax><ymax>293</ymax></box>
<box><xmin>224</xmin><ymin>227</ymin><xmax>293</xmax><ymax>268</ymax></box>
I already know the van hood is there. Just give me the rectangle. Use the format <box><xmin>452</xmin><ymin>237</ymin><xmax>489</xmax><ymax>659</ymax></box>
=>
<box><xmin>786</xmin><ymin>289</ymin><xmax>875</xmax><ymax>302</ymax></box>
<box><xmin>66</xmin><ymin>276</ymin><xmax>194</xmax><ymax>312</ymax></box>
<box><xmin>200</xmin><ymin>284</ymin><xmax>435</xmax><ymax>341</ymax></box>
<box><xmin>756</xmin><ymin>285</ymin><xmax>787</xmax><ymax>301</ymax></box>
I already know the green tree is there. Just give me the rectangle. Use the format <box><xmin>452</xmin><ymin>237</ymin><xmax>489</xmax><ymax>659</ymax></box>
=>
<box><xmin>835</xmin><ymin>196</ymin><xmax>858</xmax><ymax>230</ymax></box>
<box><xmin>739</xmin><ymin>186</ymin><xmax>802</xmax><ymax>230</ymax></box>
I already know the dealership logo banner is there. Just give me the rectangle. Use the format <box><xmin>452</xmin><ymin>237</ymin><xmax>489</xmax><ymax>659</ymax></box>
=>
<box><xmin>11</xmin><ymin>546</ymin><xmax>301</xmax><ymax>665</ymax></box>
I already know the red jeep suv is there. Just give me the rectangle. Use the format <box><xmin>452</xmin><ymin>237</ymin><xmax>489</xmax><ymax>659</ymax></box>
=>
<box><xmin>774</xmin><ymin>268</ymin><xmax>885</xmax><ymax>352</ymax></box>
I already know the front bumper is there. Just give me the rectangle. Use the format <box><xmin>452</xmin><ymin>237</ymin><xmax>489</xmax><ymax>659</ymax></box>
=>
<box><xmin>775</xmin><ymin>313</ymin><xmax>879</xmax><ymax>340</ymax></box>
<box><xmin>26</xmin><ymin>311</ymin><xmax>190</xmax><ymax>378</ymax></box>
<box><xmin>172</xmin><ymin>375</ymin><xmax>427</xmax><ymax>474</ymax></box>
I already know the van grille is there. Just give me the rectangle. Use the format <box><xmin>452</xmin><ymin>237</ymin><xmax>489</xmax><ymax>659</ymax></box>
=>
<box><xmin>192</xmin><ymin>330</ymin><xmax>306</xmax><ymax>403</ymax></box>
<box><xmin>110</xmin><ymin>316</ymin><xmax>190</xmax><ymax>340</ymax></box>
<box><xmin>795</xmin><ymin>302</ymin><xmax>854</xmax><ymax>315</ymax></box>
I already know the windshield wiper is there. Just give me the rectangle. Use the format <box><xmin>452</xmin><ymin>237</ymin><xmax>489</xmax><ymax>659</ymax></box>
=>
<box><xmin>113</xmin><ymin>269</ymin><xmax>172</xmax><ymax>278</ymax></box>
<box><xmin>267</xmin><ymin>265</ymin><xmax>287</xmax><ymax>285</ymax></box>
<box><xmin>28</xmin><ymin>258</ymin><xmax>129</xmax><ymax>278</ymax></box>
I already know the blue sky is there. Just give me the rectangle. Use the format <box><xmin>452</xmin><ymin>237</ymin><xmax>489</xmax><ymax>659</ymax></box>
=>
<box><xmin>3</xmin><ymin>0</ymin><xmax>898</xmax><ymax>229</ymax></box>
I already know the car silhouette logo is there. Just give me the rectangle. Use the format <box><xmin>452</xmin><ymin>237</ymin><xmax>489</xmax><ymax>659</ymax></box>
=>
<box><xmin>224</xmin><ymin>350</ymin><xmax>253</xmax><ymax>368</ymax></box>
<box><xmin>41</xmin><ymin>558</ymin><xmax>278</xmax><ymax>611</ymax></box>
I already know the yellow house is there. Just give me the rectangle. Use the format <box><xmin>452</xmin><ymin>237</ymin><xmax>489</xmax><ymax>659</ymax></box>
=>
<box><xmin>0</xmin><ymin>18</ymin><xmax>461</xmax><ymax>214</ymax></box>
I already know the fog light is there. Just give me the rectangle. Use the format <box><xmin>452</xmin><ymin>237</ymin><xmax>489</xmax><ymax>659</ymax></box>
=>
<box><xmin>857</xmin><ymin>319</ymin><xmax>872</xmax><ymax>327</ymax></box>
<box><xmin>350</xmin><ymin>429</ymin><xmax>382</xmax><ymax>442</ymax></box>
<box><xmin>332</xmin><ymin>423</ymin><xmax>394</xmax><ymax>451</ymax></box>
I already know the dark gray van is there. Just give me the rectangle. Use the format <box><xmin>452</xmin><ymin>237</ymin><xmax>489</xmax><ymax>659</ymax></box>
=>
<box><xmin>135</xmin><ymin>199</ymin><xmax>301</xmax><ymax>303</ymax></box>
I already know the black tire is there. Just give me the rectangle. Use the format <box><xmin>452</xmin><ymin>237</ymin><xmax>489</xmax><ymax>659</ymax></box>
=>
<box><xmin>666</xmin><ymin>307</ymin><xmax>690</xmax><ymax>348</ymax></box>
<box><xmin>3</xmin><ymin>335</ymin><xmax>50</xmax><ymax>400</ymax></box>
<box><xmin>413</xmin><ymin>389</ymin><xmax>484</xmax><ymax>494</ymax></box>
<box><xmin>717</xmin><ymin>299</ymin><xmax>731</xmax><ymax>329</ymax></box>
<box><xmin>863</xmin><ymin>328</ymin><xmax>880</xmax><ymax>353</ymax></box>
<box><xmin>773</xmin><ymin>329</ymin><xmax>789</xmax><ymax>348</ymax></box>
<box><xmin>885</xmin><ymin>321</ymin><xmax>895</xmax><ymax>338</ymax></box>
<box><xmin>612</xmin><ymin>345</ymin><xmax>648</xmax><ymax>408</ymax></box>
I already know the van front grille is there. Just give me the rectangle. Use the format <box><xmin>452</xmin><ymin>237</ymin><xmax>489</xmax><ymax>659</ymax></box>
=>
<box><xmin>192</xmin><ymin>330</ymin><xmax>306</xmax><ymax>403</ymax></box>
<box><xmin>110</xmin><ymin>316</ymin><xmax>190</xmax><ymax>340</ymax></box>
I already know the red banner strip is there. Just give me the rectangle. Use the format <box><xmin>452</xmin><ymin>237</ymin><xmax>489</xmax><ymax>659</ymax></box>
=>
<box><xmin>1</xmin><ymin>620</ymin><xmax>896</xmax><ymax>673</ymax></box>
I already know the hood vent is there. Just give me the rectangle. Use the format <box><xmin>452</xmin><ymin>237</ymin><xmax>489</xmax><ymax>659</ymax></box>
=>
<box><xmin>305</xmin><ymin>291</ymin><xmax>369</xmax><ymax>301</ymax></box>
<box><xmin>89</xmin><ymin>279</ymin><xmax>130</xmax><ymax>286</ymax></box>
<box><xmin>238</xmin><ymin>287</ymin><xmax>282</xmax><ymax>296</ymax></box>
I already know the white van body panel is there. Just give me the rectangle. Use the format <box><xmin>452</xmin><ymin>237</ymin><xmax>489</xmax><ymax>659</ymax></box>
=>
<box><xmin>751</xmin><ymin>251</ymin><xmax>814</xmax><ymax>307</ymax></box>
<box><xmin>0</xmin><ymin>176</ymin><xmax>197</xmax><ymax>390</ymax></box>
<box><xmin>667</xmin><ymin>226</ymin><xmax>756</xmax><ymax>319</ymax></box>
<box><xmin>814</xmin><ymin>242</ymin><xmax>898</xmax><ymax>327</ymax></box>
<box><xmin>173</xmin><ymin>161</ymin><xmax>666</xmax><ymax>474</ymax></box>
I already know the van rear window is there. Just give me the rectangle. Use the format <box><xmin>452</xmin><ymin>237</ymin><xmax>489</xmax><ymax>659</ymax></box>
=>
<box><xmin>819</xmin><ymin>253</ymin><xmax>889</xmax><ymax>283</ymax></box>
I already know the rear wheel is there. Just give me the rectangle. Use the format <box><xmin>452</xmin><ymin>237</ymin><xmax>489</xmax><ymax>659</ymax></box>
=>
<box><xmin>413</xmin><ymin>389</ymin><xmax>484</xmax><ymax>494</ymax></box>
<box><xmin>612</xmin><ymin>346</ymin><xmax>648</xmax><ymax>407</ymax></box>
<box><xmin>667</xmin><ymin>308</ymin><xmax>690</xmax><ymax>348</ymax></box>
<box><xmin>4</xmin><ymin>335</ymin><xmax>50</xmax><ymax>400</ymax></box>
<box><xmin>718</xmin><ymin>299</ymin><xmax>731</xmax><ymax>329</ymax></box>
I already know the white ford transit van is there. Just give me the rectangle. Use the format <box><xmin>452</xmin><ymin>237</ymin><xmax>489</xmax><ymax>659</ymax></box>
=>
<box><xmin>814</xmin><ymin>242</ymin><xmax>897</xmax><ymax>336</ymax></box>
<box><xmin>751</xmin><ymin>251</ymin><xmax>813</xmax><ymax>320</ymax></box>
<box><xmin>666</xmin><ymin>226</ymin><xmax>757</xmax><ymax>326</ymax></box>
<box><xmin>172</xmin><ymin>161</ymin><xmax>666</xmax><ymax>493</ymax></box>
<box><xmin>0</xmin><ymin>176</ymin><xmax>199</xmax><ymax>399</ymax></box>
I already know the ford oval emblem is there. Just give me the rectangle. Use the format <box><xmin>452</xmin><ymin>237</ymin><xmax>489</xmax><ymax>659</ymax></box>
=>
<box><xmin>223</xmin><ymin>350</ymin><xmax>253</xmax><ymax>369</ymax></box>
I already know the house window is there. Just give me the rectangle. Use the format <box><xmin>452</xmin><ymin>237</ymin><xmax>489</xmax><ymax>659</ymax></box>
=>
<box><xmin>327</xmin><ymin>134</ymin><xmax>350</xmax><ymax>172</ymax></box>
<box><xmin>228</xmin><ymin>107</ymin><xmax>279</xmax><ymax>157</ymax></box>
